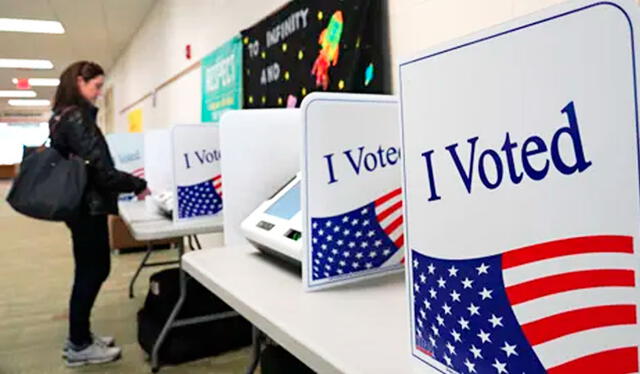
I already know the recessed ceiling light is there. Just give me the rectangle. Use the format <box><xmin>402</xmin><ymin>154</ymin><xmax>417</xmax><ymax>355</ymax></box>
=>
<box><xmin>0</xmin><ymin>90</ymin><xmax>36</xmax><ymax>98</ymax></box>
<box><xmin>0</xmin><ymin>18</ymin><xmax>64</xmax><ymax>34</ymax></box>
<box><xmin>28</xmin><ymin>78</ymin><xmax>59</xmax><ymax>86</ymax></box>
<box><xmin>12</xmin><ymin>77</ymin><xmax>60</xmax><ymax>86</ymax></box>
<box><xmin>0</xmin><ymin>59</ymin><xmax>53</xmax><ymax>69</ymax></box>
<box><xmin>8</xmin><ymin>99</ymin><xmax>50</xmax><ymax>106</ymax></box>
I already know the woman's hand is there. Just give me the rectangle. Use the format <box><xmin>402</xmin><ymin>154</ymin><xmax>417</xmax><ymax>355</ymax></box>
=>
<box><xmin>136</xmin><ymin>188</ymin><xmax>151</xmax><ymax>200</ymax></box>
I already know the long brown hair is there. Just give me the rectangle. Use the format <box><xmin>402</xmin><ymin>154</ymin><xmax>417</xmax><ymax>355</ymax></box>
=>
<box><xmin>52</xmin><ymin>61</ymin><xmax>104</xmax><ymax>112</ymax></box>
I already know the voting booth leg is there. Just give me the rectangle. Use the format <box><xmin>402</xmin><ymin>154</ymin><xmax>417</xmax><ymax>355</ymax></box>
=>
<box><xmin>246</xmin><ymin>326</ymin><xmax>264</xmax><ymax>374</ymax></box>
<box><xmin>129</xmin><ymin>243</ymin><xmax>180</xmax><ymax>299</ymax></box>
<box><xmin>151</xmin><ymin>238</ymin><xmax>187</xmax><ymax>373</ymax></box>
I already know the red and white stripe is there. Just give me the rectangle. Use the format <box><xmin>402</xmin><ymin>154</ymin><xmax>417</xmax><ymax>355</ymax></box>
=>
<box><xmin>212</xmin><ymin>174</ymin><xmax>223</xmax><ymax>198</ymax></box>
<box><xmin>502</xmin><ymin>236</ymin><xmax>639</xmax><ymax>373</ymax></box>
<box><xmin>131</xmin><ymin>167</ymin><xmax>145</xmax><ymax>179</ymax></box>
<box><xmin>374</xmin><ymin>188</ymin><xmax>404</xmax><ymax>264</ymax></box>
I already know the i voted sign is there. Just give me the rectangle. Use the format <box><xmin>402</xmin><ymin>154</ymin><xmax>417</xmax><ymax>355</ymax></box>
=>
<box><xmin>172</xmin><ymin>124</ymin><xmax>223</xmax><ymax>222</ymax></box>
<box><xmin>302</xmin><ymin>93</ymin><xmax>404</xmax><ymax>290</ymax></box>
<box><xmin>105</xmin><ymin>133</ymin><xmax>145</xmax><ymax>201</ymax></box>
<box><xmin>400</xmin><ymin>1</ymin><xmax>640</xmax><ymax>373</ymax></box>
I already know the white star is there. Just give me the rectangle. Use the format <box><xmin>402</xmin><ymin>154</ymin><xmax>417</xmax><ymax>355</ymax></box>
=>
<box><xmin>417</xmin><ymin>319</ymin><xmax>424</xmax><ymax>329</ymax></box>
<box><xmin>477</xmin><ymin>329</ymin><xmax>492</xmax><ymax>344</ymax></box>
<box><xmin>446</xmin><ymin>341</ymin><xmax>456</xmax><ymax>355</ymax></box>
<box><xmin>318</xmin><ymin>229</ymin><xmax>324</xmax><ymax>236</ymax></box>
<box><xmin>337</xmin><ymin>239</ymin><xmax>344</xmax><ymax>246</ymax></box>
<box><xmin>427</xmin><ymin>263</ymin><xmax>436</xmax><ymax>274</ymax></box>
<box><xmin>312</xmin><ymin>222</ymin><xmax>317</xmax><ymax>230</ymax></box>
<box><xmin>451</xmin><ymin>329</ymin><xmax>462</xmax><ymax>343</ymax></box>
<box><xmin>326</xmin><ymin>221</ymin><xmax>332</xmax><ymax>227</ymax></box>
<box><xmin>369</xmin><ymin>251</ymin><xmax>377</xmax><ymax>258</ymax></box>
<box><xmin>458</xmin><ymin>317</ymin><xmax>470</xmax><ymax>330</ymax></box>
<box><xmin>413</xmin><ymin>259</ymin><xmax>419</xmax><ymax>268</ymax></box>
<box><xmin>431</xmin><ymin>325</ymin><xmax>439</xmax><ymax>337</ymax></box>
<box><xmin>337</xmin><ymin>269</ymin><xmax>343</xmax><ymax>274</ymax></box>
<box><xmin>360</xmin><ymin>241</ymin><xmax>369</xmax><ymax>248</ymax></box>
<box><xmin>443</xmin><ymin>354</ymin><xmax>453</xmax><ymax>367</ymax></box>
<box><xmin>363</xmin><ymin>219</ymin><xmax>370</xmax><ymax>226</ymax></box>
<box><xmin>326</xmin><ymin>235</ymin><xmax>333</xmax><ymax>242</ymax></box>
<box><xmin>361</xmin><ymin>208</ymin><xmax>368</xmax><ymax>215</ymax></box>
<box><xmin>448</xmin><ymin>266</ymin><xmax>459</xmax><ymax>277</ymax></box>
<box><xmin>355</xmin><ymin>231</ymin><xmax>363</xmax><ymax>238</ymax></box>
<box><xmin>352</xmin><ymin>262</ymin><xmax>360</xmax><ymax>269</ymax></box>
<box><xmin>328</xmin><ymin>257</ymin><xmax>334</xmax><ymax>263</ymax></box>
<box><xmin>464</xmin><ymin>358</ymin><xmax>477</xmax><ymax>373</ymax></box>
<box><xmin>489</xmin><ymin>314</ymin><xmax>504</xmax><ymax>328</ymax></box>
<box><xmin>344</xmin><ymin>229</ymin><xmax>351</xmax><ymax>236</ymax></box>
<box><xmin>419</xmin><ymin>273</ymin><xmax>427</xmax><ymax>284</ymax></box>
<box><xmin>313</xmin><ymin>238</ymin><xmax>318</xmax><ymax>244</ymax></box>
<box><xmin>356</xmin><ymin>253</ymin><xmax>364</xmax><ymax>259</ymax></box>
<box><xmin>383</xmin><ymin>249</ymin><xmax>391</xmax><ymax>256</ymax></box>
<box><xmin>342</xmin><ymin>216</ymin><xmax>349</xmax><ymax>223</ymax></box>
<box><xmin>450</xmin><ymin>290</ymin><xmax>461</xmax><ymax>302</ymax></box>
<box><xmin>333</xmin><ymin>226</ymin><xmax>340</xmax><ymax>233</ymax></box>
<box><xmin>343</xmin><ymin>251</ymin><xmax>350</xmax><ymax>258</ymax></box>
<box><xmin>492</xmin><ymin>359</ymin><xmax>508</xmax><ymax>374</ymax></box>
<box><xmin>436</xmin><ymin>314</ymin><xmax>445</xmax><ymax>326</ymax></box>
<box><xmin>423</xmin><ymin>299</ymin><xmax>431</xmax><ymax>310</ymax></box>
<box><xmin>468</xmin><ymin>303</ymin><xmax>480</xmax><ymax>316</ymax></box>
<box><xmin>351</xmin><ymin>219</ymin><xmax>359</xmax><ymax>226</ymax></box>
<box><xmin>332</xmin><ymin>249</ymin><xmax>339</xmax><ymax>255</ymax></box>
<box><xmin>321</xmin><ymin>244</ymin><xmax>328</xmax><ymax>250</ymax></box>
<box><xmin>479</xmin><ymin>288</ymin><xmax>493</xmax><ymax>300</ymax></box>
<box><xmin>414</xmin><ymin>283</ymin><xmax>420</xmax><ymax>293</ymax></box>
<box><xmin>428</xmin><ymin>335</ymin><xmax>436</xmax><ymax>348</ymax></box>
<box><xmin>339</xmin><ymin>260</ymin><xmax>346</xmax><ymax>267</ymax></box>
<box><xmin>429</xmin><ymin>288</ymin><xmax>437</xmax><ymax>299</ymax></box>
<box><xmin>501</xmin><ymin>341</ymin><xmax>518</xmax><ymax>357</ymax></box>
<box><xmin>437</xmin><ymin>277</ymin><xmax>446</xmax><ymax>288</ymax></box>
<box><xmin>374</xmin><ymin>240</ymin><xmax>382</xmax><ymax>247</ymax></box>
<box><xmin>461</xmin><ymin>277</ymin><xmax>474</xmax><ymax>289</ymax></box>
<box><xmin>367</xmin><ymin>230</ymin><xmax>375</xmax><ymax>237</ymax></box>
<box><xmin>442</xmin><ymin>303</ymin><xmax>452</xmax><ymax>315</ymax></box>
<box><xmin>420</xmin><ymin>309</ymin><xmax>427</xmax><ymax>319</ymax></box>
<box><xmin>476</xmin><ymin>263</ymin><xmax>490</xmax><ymax>275</ymax></box>
<box><xmin>365</xmin><ymin>263</ymin><xmax>373</xmax><ymax>269</ymax></box>
<box><xmin>469</xmin><ymin>345</ymin><xmax>483</xmax><ymax>359</ymax></box>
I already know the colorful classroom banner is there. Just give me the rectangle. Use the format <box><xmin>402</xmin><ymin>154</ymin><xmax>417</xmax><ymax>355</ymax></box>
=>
<box><xmin>241</xmin><ymin>0</ymin><xmax>386</xmax><ymax>109</ymax></box>
<box><xmin>399</xmin><ymin>0</ymin><xmax>640</xmax><ymax>372</ymax></box>
<box><xmin>301</xmin><ymin>93</ymin><xmax>402</xmax><ymax>291</ymax></box>
<box><xmin>172</xmin><ymin>124</ymin><xmax>223</xmax><ymax>222</ymax></box>
<box><xmin>201</xmin><ymin>35</ymin><xmax>243</xmax><ymax>122</ymax></box>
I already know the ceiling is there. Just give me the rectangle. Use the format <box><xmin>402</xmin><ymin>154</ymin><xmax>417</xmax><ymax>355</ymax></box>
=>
<box><xmin>0</xmin><ymin>0</ymin><xmax>156</xmax><ymax>118</ymax></box>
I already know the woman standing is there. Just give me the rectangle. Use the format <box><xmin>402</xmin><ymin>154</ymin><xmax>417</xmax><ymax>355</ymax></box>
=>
<box><xmin>49</xmin><ymin>61</ymin><xmax>149</xmax><ymax>367</ymax></box>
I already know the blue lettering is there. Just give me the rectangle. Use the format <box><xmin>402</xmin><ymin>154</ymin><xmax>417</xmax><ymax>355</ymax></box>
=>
<box><xmin>445</xmin><ymin>137</ymin><xmax>479</xmax><ymax>194</ymax></box>
<box><xmin>551</xmin><ymin>101</ymin><xmax>592</xmax><ymax>175</ymax></box>
<box><xmin>521</xmin><ymin>136</ymin><xmax>549</xmax><ymax>180</ymax></box>
<box><xmin>421</xmin><ymin>150</ymin><xmax>441</xmax><ymax>201</ymax></box>
<box><xmin>324</xmin><ymin>153</ymin><xmax>338</xmax><ymax>184</ymax></box>
<box><xmin>478</xmin><ymin>149</ymin><xmax>503</xmax><ymax>189</ymax></box>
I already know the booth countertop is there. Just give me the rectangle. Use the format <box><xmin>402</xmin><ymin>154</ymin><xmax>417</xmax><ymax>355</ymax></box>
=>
<box><xmin>118</xmin><ymin>201</ymin><xmax>223</xmax><ymax>241</ymax></box>
<box><xmin>183</xmin><ymin>245</ymin><xmax>427</xmax><ymax>374</ymax></box>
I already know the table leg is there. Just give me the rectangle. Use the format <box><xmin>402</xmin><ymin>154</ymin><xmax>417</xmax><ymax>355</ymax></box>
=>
<box><xmin>193</xmin><ymin>235</ymin><xmax>202</xmax><ymax>250</ymax></box>
<box><xmin>151</xmin><ymin>238</ymin><xmax>186</xmax><ymax>373</ymax></box>
<box><xmin>129</xmin><ymin>242</ymin><xmax>154</xmax><ymax>299</ymax></box>
<box><xmin>245</xmin><ymin>326</ymin><xmax>263</xmax><ymax>374</ymax></box>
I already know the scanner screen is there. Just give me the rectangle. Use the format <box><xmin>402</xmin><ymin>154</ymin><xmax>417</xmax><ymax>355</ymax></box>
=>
<box><xmin>265</xmin><ymin>181</ymin><xmax>300</xmax><ymax>220</ymax></box>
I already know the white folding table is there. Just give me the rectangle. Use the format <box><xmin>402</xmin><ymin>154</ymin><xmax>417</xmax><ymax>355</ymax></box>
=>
<box><xmin>183</xmin><ymin>245</ymin><xmax>426</xmax><ymax>374</ymax></box>
<box><xmin>118</xmin><ymin>200</ymin><xmax>229</xmax><ymax>372</ymax></box>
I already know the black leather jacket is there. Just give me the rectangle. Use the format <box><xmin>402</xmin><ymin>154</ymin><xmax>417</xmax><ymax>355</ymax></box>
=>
<box><xmin>49</xmin><ymin>103</ymin><xmax>147</xmax><ymax>216</ymax></box>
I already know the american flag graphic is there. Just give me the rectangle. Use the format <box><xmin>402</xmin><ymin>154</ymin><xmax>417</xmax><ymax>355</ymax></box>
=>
<box><xmin>177</xmin><ymin>175</ymin><xmax>223</xmax><ymax>219</ymax></box>
<box><xmin>131</xmin><ymin>167</ymin><xmax>145</xmax><ymax>179</ymax></box>
<box><xmin>412</xmin><ymin>235</ymin><xmax>638</xmax><ymax>374</ymax></box>
<box><xmin>310</xmin><ymin>188</ymin><xmax>404</xmax><ymax>281</ymax></box>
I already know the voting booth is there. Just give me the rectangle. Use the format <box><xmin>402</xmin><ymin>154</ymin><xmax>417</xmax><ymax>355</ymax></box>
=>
<box><xmin>219</xmin><ymin>109</ymin><xmax>302</xmax><ymax>246</ymax></box>
<box><xmin>172</xmin><ymin>124</ymin><xmax>223</xmax><ymax>222</ymax></box>
<box><xmin>106</xmin><ymin>132</ymin><xmax>145</xmax><ymax>201</ymax></box>
<box><xmin>301</xmin><ymin>93</ymin><xmax>403</xmax><ymax>290</ymax></box>
<box><xmin>399</xmin><ymin>0</ymin><xmax>640</xmax><ymax>372</ymax></box>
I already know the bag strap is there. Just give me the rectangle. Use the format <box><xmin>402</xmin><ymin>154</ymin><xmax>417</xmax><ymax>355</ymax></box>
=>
<box><xmin>45</xmin><ymin>105</ymin><xmax>78</xmax><ymax>147</ymax></box>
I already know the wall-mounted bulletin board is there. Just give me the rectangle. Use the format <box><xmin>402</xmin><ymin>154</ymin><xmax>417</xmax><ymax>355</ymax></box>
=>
<box><xmin>241</xmin><ymin>0</ymin><xmax>388</xmax><ymax>109</ymax></box>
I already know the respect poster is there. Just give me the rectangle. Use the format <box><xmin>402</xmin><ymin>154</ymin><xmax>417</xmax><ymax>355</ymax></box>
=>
<box><xmin>201</xmin><ymin>35</ymin><xmax>243</xmax><ymax>122</ymax></box>
<box><xmin>241</xmin><ymin>0</ymin><xmax>386</xmax><ymax>109</ymax></box>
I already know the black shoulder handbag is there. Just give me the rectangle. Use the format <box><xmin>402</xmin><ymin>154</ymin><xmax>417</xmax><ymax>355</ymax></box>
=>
<box><xmin>6</xmin><ymin>107</ymin><xmax>87</xmax><ymax>221</ymax></box>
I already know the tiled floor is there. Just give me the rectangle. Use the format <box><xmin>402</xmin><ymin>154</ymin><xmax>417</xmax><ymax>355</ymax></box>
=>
<box><xmin>0</xmin><ymin>181</ymin><xmax>250</xmax><ymax>374</ymax></box>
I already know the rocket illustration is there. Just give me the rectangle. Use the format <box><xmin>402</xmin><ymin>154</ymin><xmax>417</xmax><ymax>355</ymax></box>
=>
<box><xmin>311</xmin><ymin>10</ymin><xmax>344</xmax><ymax>90</ymax></box>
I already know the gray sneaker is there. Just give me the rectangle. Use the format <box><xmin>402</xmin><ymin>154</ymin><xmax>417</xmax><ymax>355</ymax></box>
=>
<box><xmin>64</xmin><ymin>340</ymin><xmax>121</xmax><ymax>367</ymax></box>
<box><xmin>62</xmin><ymin>334</ymin><xmax>115</xmax><ymax>358</ymax></box>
